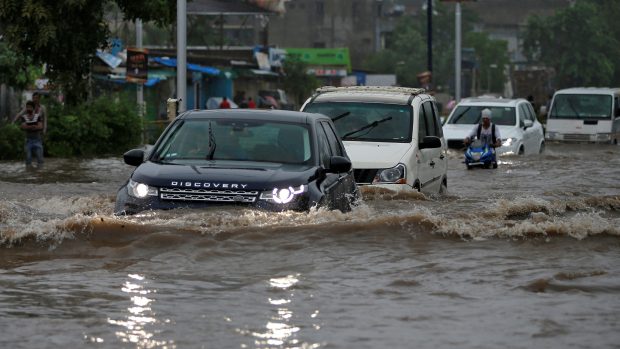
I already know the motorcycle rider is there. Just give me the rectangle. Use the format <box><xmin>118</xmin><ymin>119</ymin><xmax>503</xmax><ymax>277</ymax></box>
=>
<box><xmin>463</xmin><ymin>108</ymin><xmax>502</xmax><ymax>148</ymax></box>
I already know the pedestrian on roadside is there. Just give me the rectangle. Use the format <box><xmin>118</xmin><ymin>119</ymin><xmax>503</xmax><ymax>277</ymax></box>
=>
<box><xmin>15</xmin><ymin>100</ymin><xmax>45</xmax><ymax>167</ymax></box>
<box><xmin>247</xmin><ymin>97</ymin><xmax>256</xmax><ymax>109</ymax></box>
<box><xmin>219</xmin><ymin>96</ymin><xmax>231</xmax><ymax>109</ymax></box>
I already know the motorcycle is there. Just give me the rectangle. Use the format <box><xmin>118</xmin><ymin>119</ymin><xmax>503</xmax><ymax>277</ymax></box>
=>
<box><xmin>464</xmin><ymin>140</ymin><xmax>498</xmax><ymax>169</ymax></box>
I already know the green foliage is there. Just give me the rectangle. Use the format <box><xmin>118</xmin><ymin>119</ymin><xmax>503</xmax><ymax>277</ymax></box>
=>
<box><xmin>282</xmin><ymin>56</ymin><xmax>320</xmax><ymax>106</ymax></box>
<box><xmin>523</xmin><ymin>0</ymin><xmax>619</xmax><ymax>88</ymax></box>
<box><xmin>0</xmin><ymin>0</ymin><xmax>176</xmax><ymax>104</ymax></box>
<box><xmin>0</xmin><ymin>122</ymin><xmax>24</xmax><ymax>160</ymax></box>
<box><xmin>362</xmin><ymin>4</ymin><xmax>507</xmax><ymax>92</ymax></box>
<box><xmin>44</xmin><ymin>95</ymin><xmax>143</xmax><ymax>157</ymax></box>
<box><xmin>0</xmin><ymin>42</ymin><xmax>41</xmax><ymax>89</ymax></box>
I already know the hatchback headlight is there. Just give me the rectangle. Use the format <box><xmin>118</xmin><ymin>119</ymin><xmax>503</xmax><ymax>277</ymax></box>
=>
<box><xmin>502</xmin><ymin>137</ymin><xmax>517</xmax><ymax>147</ymax></box>
<box><xmin>373</xmin><ymin>164</ymin><xmax>406</xmax><ymax>184</ymax></box>
<box><xmin>127</xmin><ymin>179</ymin><xmax>158</xmax><ymax>198</ymax></box>
<box><xmin>260</xmin><ymin>185</ymin><xmax>306</xmax><ymax>204</ymax></box>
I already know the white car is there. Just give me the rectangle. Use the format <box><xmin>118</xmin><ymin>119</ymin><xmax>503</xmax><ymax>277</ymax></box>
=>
<box><xmin>301</xmin><ymin>86</ymin><xmax>448</xmax><ymax>194</ymax></box>
<box><xmin>442</xmin><ymin>97</ymin><xmax>545</xmax><ymax>155</ymax></box>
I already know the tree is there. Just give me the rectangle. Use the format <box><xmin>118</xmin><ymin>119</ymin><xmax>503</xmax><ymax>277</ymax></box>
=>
<box><xmin>282</xmin><ymin>56</ymin><xmax>319</xmax><ymax>107</ymax></box>
<box><xmin>523</xmin><ymin>1</ymin><xmax>619</xmax><ymax>88</ymax></box>
<box><xmin>0</xmin><ymin>42</ymin><xmax>40</xmax><ymax>89</ymax></box>
<box><xmin>0</xmin><ymin>0</ymin><xmax>176</xmax><ymax>105</ymax></box>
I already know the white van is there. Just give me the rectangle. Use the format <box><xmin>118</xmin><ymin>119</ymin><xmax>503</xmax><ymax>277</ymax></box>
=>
<box><xmin>301</xmin><ymin>86</ymin><xmax>448</xmax><ymax>194</ymax></box>
<box><xmin>545</xmin><ymin>87</ymin><xmax>620</xmax><ymax>144</ymax></box>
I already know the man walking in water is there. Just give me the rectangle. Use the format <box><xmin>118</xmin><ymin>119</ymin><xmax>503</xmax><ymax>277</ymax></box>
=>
<box><xmin>15</xmin><ymin>100</ymin><xmax>45</xmax><ymax>167</ymax></box>
<box><xmin>463</xmin><ymin>108</ymin><xmax>502</xmax><ymax>148</ymax></box>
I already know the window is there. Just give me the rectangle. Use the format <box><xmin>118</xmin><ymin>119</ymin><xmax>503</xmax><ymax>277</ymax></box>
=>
<box><xmin>316</xmin><ymin>122</ymin><xmax>332</xmax><ymax>167</ymax></box>
<box><xmin>432</xmin><ymin>103</ymin><xmax>444</xmax><ymax>137</ymax></box>
<box><xmin>518</xmin><ymin>104</ymin><xmax>528</xmax><ymax>127</ymax></box>
<box><xmin>423</xmin><ymin>101</ymin><xmax>438</xmax><ymax>137</ymax></box>
<box><xmin>418</xmin><ymin>104</ymin><xmax>428</xmax><ymax>140</ymax></box>
<box><xmin>448</xmin><ymin>106</ymin><xmax>516</xmax><ymax>126</ymax></box>
<box><xmin>321</xmin><ymin>121</ymin><xmax>344</xmax><ymax>156</ymax></box>
<box><xmin>549</xmin><ymin>94</ymin><xmax>613</xmax><ymax>119</ymax></box>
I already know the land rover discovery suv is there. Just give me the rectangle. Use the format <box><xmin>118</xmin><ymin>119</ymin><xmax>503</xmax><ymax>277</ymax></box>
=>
<box><xmin>301</xmin><ymin>86</ymin><xmax>447</xmax><ymax>194</ymax></box>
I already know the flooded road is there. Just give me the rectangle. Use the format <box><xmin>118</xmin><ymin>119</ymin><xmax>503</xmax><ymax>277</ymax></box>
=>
<box><xmin>1</xmin><ymin>143</ymin><xmax>619</xmax><ymax>349</ymax></box>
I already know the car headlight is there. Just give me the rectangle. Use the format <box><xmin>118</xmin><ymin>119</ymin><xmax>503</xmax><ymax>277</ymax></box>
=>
<box><xmin>127</xmin><ymin>179</ymin><xmax>158</xmax><ymax>198</ymax></box>
<box><xmin>502</xmin><ymin>137</ymin><xmax>517</xmax><ymax>147</ymax></box>
<box><xmin>259</xmin><ymin>184</ymin><xmax>306</xmax><ymax>204</ymax></box>
<box><xmin>373</xmin><ymin>164</ymin><xmax>406</xmax><ymax>184</ymax></box>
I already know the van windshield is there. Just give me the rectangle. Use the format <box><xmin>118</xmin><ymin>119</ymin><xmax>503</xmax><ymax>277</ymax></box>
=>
<box><xmin>549</xmin><ymin>94</ymin><xmax>612</xmax><ymax>120</ymax></box>
<box><xmin>304</xmin><ymin>102</ymin><xmax>412</xmax><ymax>142</ymax></box>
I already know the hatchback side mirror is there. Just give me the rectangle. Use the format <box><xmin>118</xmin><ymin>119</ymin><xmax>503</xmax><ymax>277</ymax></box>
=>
<box><xmin>328</xmin><ymin>156</ymin><xmax>352</xmax><ymax>173</ymax></box>
<box><xmin>419</xmin><ymin>136</ymin><xmax>442</xmax><ymax>149</ymax></box>
<box><xmin>123</xmin><ymin>149</ymin><xmax>145</xmax><ymax>166</ymax></box>
<box><xmin>523</xmin><ymin>119</ymin><xmax>533</xmax><ymax>129</ymax></box>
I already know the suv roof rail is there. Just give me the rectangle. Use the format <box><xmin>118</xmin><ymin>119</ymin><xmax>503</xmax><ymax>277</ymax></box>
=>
<box><xmin>315</xmin><ymin>85</ymin><xmax>426</xmax><ymax>96</ymax></box>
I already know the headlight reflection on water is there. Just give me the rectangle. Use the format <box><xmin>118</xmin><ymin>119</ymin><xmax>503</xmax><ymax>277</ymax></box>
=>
<box><xmin>107</xmin><ymin>274</ymin><xmax>175</xmax><ymax>348</ymax></box>
<box><xmin>237</xmin><ymin>274</ymin><xmax>321</xmax><ymax>349</ymax></box>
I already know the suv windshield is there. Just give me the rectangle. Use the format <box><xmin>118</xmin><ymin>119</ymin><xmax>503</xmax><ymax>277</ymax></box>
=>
<box><xmin>448</xmin><ymin>106</ymin><xmax>516</xmax><ymax>125</ymax></box>
<box><xmin>304</xmin><ymin>102</ymin><xmax>412</xmax><ymax>142</ymax></box>
<box><xmin>549</xmin><ymin>94</ymin><xmax>612</xmax><ymax>119</ymax></box>
<box><xmin>152</xmin><ymin>119</ymin><xmax>313</xmax><ymax>164</ymax></box>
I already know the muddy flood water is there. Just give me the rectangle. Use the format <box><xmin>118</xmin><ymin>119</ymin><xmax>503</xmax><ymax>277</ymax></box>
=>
<box><xmin>1</xmin><ymin>143</ymin><xmax>619</xmax><ymax>349</ymax></box>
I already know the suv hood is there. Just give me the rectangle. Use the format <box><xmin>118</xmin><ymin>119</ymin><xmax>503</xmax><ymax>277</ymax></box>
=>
<box><xmin>343</xmin><ymin>141</ymin><xmax>411</xmax><ymax>168</ymax></box>
<box><xmin>132</xmin><ymin>161</ymin><xmax>316</xmax><ymax>190</ymax></box>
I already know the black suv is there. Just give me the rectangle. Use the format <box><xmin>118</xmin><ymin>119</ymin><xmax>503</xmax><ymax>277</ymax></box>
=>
<box><xmin>115</xmin><ymin>109</ymin><xmax>358</xmax><ymax>214</ymax></box>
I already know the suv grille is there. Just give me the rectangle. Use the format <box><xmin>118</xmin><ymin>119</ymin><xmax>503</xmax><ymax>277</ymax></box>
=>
<box><xmin>160</xmin><ymin>187</ymin><xmax>259</xmax><ymax>203</ymax></box>
<box><xmin>354</xmin><ymin>169</ymin><xmax>378</xmax><ymax>184</ymax></box>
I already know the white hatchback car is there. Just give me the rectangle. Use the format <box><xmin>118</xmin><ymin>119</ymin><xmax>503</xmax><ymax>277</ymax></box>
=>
<box><xmin>442</xmin><ymin>97</ymin><xmax>545</xmax><ymax>155</ymax></box>
<box><xmin>301</xmin><ymin>86</ymin><xmax>448</xmax><ymax>194</ymax></box>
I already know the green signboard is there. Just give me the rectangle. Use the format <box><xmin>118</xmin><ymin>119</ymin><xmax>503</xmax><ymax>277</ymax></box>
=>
<box><xmin>284</xmin><ymin>48</ymin><xmax>351</xmax><ymax>72</ymax></box>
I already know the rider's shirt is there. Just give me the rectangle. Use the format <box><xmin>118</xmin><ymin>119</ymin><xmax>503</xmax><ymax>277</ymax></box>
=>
<box><xmin>468</xmin><ymin>123</ymin><xmax>501</xmax><ymax>145</ymax></box>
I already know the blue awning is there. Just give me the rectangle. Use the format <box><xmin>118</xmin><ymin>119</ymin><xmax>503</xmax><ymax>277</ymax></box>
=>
<box><xmin>152</xmin><ymin>57</ymin><xmax>220</xmax><ymax>76</ymax></box>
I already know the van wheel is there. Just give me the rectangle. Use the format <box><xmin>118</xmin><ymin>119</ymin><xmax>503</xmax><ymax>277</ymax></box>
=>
<box><xmin>518</xmin><ymin>146</ymin><xmax>524</xmax><ymax>155</ymax></box>
<box><xmin>539</xmin><ymin>142</ymin><xmax>545</xmax><ymax>154</ymax></box>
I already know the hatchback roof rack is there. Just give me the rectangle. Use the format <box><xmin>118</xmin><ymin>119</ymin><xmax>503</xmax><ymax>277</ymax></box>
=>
<box><xmin>315</xmin><ymin>85</ymin><xmax>426</xmax><ymax>96</ymax></box>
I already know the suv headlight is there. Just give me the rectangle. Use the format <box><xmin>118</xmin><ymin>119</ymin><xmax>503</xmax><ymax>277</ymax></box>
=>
<box><xmin>260</xmin><ymin>185</ymin><xmax>306</xmax><ymax>204</ymax></box>
<box><xmin>127</xmin><ymin>179</ymin><xmax>158</xmax><ymax>198</ymax></box>
<box><xmin>373</xmin><ymin>164</ymin><xmax>406</xmax><ymax>184</ymax></box>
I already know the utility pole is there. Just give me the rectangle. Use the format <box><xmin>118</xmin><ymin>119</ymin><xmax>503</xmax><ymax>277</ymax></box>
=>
<box><xmin>455</xmin><ymin>1</ymin><xmax>461</xmax><ymax>102</ymax></box>
<box><xmin>177</xmin><ymin>0</ymin><xmax>187</xmax><ymax>112</ymax></box>
<box><xmin>136</xmin><ymin>19</ymin><xmax>144</xmax><ymax>117</ymax></box>
<box><xmin>427</xmin><ymin>0</ymin><xmax>432</xmax><ymax>72</ymax></box>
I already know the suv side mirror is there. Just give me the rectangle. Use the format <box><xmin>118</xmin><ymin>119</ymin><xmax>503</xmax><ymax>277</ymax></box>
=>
<box><xmin>419</xmin><ymin>136</ymin><xmax>442</xmax><ymax>149</ymax></box>
<box><xmin>123</xmin><ymin>149</ymin><xmax>145</xmax><ymax>166</ymax></box>
<box><xmin>328</xmin><ymin>156</ymin><xmax>352</xmax><ymax>173</ymax></box>
<box><xmin>523</xmin><ymin>119</ymin><xmax>533</xmax><ymax>129</ymax></box>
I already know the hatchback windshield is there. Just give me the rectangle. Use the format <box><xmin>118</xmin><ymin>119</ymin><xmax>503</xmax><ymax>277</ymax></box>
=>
<box><xmin>448</xmin><ymin>106</ymin><xmax>516</xmax><ymax>126</ymax></box>
<box><xmin>549</xmin><ymin>94</ymin><xmax>612</xmax><ymax>119</ymax></box>
<box><xmin>304</xmin><ymin>102</ymin><xmax>412</xmax><ymax>142</ymax></box>
<box><xmin>152</xmin><ymin>119</ymin><xmax>312</xmax><ymax>164</ymax></box>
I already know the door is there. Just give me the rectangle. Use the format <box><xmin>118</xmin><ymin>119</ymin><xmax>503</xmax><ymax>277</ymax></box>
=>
<box><xmin>417</xmin><ymin>101</ymin><xmax>444</xmax><ymax>193</ymax></box>
<box><xmin>321</xmin><ymin>121</ymin><xmax>354</xmax><ymax>210</ymax></box>
<box><xmin>316</xmin><ymin>122</ymin><xmax>341</xmax><ymax>208</ymax></box>
<box><xmin>518</xmin><ymin>103</ymin><xmax>535</xmax><ymax>153</ymax></box>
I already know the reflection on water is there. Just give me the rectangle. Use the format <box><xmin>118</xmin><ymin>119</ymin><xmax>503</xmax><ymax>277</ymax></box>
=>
<box><xmin>108</xmin><ymin>274</ymin><xmax>175</xmax><ymax>349</ymax></box>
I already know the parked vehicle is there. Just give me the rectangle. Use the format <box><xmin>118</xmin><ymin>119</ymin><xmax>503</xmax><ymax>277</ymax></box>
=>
<box><xmin>443</xmin><ymin>97</ymin><xmax>545</xmax><ymax>155</ymax></box>
<box><xmin>545</xmin><ymin>87</ymin><xmax>620</xmax><ymax>144</ymax></box>
<box><xmin>115</xmin><ymin>109</ymin><xmax>358</xmax><ymax>215</ymax></box>
<box><xmin>301</xmin><ymin>86</ymin><xmax>447</xmax><ymax>194</ymax></box>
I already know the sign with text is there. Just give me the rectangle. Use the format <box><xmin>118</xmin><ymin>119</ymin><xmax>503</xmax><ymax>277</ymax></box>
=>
<box><xmin>126</xmin><ymin>48</ymin><xmax>149</xmax><ymax>83</ymax></box>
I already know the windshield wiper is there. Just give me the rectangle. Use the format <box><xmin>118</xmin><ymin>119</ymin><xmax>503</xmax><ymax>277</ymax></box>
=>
<box><xmin>566</xmin><ymin>99</ymin><xmax>580</xmax><ymax>118</ymax></box>
<box><xmin>343</xmin><ymin>116</ymin><xmax>393</xmax><ymax>139</ymax></box>
<box><xmin>207</xmin><ymin>121</ymin><xmax>216</xmax><ymax>160</ymax></box>
<box><xmin>331</xmin><ymin>111</ymin><xmax>350</xmax><ymax>122</ymax></box>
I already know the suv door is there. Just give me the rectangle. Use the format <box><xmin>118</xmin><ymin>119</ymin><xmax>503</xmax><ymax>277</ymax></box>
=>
<box><xmin>316</xmin><ymin>121</ymin><xmax>342</xmax><ymax>208</ymax></box>
<box><xmin>416</xmin><ymin>100</ymin><xmax>444</xmax><ymax>193</ymax></box>
<box><xmin>321</xmin><ymin>121</ymin><xmax>355</xmax><ymax>210</ymax></box>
